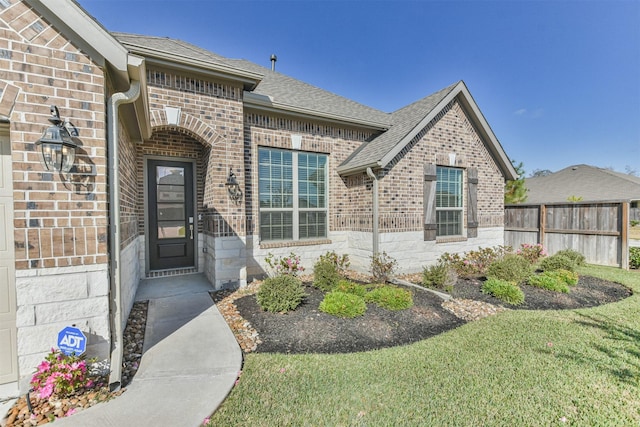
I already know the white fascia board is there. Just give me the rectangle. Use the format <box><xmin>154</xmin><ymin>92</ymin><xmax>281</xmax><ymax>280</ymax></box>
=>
<box><xmin>244</xmin><ymin>91</ymin><xmax>389</xmax><ymax>131</ymax></box>
<box><xmin>28</xmin><ymin>0</ymin><xmax>129</xmax><ymax>85</ymax></box>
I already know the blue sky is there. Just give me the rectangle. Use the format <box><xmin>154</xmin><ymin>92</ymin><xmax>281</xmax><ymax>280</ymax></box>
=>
<box><xmin>78</xmin><ymin>0</ymin><xmax>640</xmax><ymax>176</ymax></box>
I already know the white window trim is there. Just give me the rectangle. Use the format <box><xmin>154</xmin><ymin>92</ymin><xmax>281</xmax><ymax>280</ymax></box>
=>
<box><xmin>435</xmin><ymin>166</ymin><xmax>465</xmax><ymax>238</ymax></box>
<box><xmin>259</xmin><ymin>147</ymin><xmax>329</xmax><ymax>242</ymax></box>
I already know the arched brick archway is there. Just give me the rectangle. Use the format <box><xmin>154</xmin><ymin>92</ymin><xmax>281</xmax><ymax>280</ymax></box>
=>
<box><xmin>149</xmin><ymin>109</ymin><xmax>224</xmax><ymax>147</ymax></box>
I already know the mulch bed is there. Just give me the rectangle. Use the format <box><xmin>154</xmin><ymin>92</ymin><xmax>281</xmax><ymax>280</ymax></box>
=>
<box><xmin>231</xmin><ymin>276</ymin><xmax>632</xmax><ymax>355</ymax></box>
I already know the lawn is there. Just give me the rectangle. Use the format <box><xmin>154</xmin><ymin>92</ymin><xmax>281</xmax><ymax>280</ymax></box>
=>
<box><xmin>208</xmin><ymin>265</ymin><xmax>640</xmax><ymax>426</ymax></box>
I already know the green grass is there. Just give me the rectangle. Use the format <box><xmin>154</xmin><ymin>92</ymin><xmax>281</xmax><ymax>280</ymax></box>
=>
<box><xmin>208</xmin><ymin>265</ymin><xmax>640</xmax><ymax>426</ymax></box>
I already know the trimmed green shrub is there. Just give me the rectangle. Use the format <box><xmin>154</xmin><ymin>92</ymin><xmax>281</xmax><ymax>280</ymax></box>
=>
<box><xmin>257</xmin><ymin>274</ymin><xmax>306</xmax><ymax>313</ymax></box>
<box><xmin>422</xmin><ymin>261</ymin><xmax>458</xmax><ymax>291</ymax></box>
<box><xmin>629</xmin><ymin>247</ymin><xmax>640</xmax><ymax>269</ymax></box>
<box><xmin>555</xmin><ymin>269</ymin><xmax>579</xmax><ymax>286</ymax></box>
<box><xmin>539</xmin><ymin>254</ymin><xmax>577</xmax><ymax>272</ymax></box>
<box><xmin>370</xmin><ymin>251</ymin><xmax>398</xmax><ymax>282</ymax></box>
<box><xmin>486</xmin><ymin>254</ymin><xmax>533</xmax><ymax>284</ymax></box>
<box><xmin>528</xmin><ymin>272</ymin><xmax>570</xmax><ymax>293</ymax></box>
<box><xmin>313</xmin><ymin>259</ymin><xmax>341</xmax><ymax>292</ymax></box>
<box><xmin>334</xmin><ymin>280</ymin><xmax>367</xmax><ymax>297</ymax></box>
<box><xmin>319</xmin><ymin>291</ymin><xmax>366</xmax><ymax>318</ymax></box>
<box><xmin>365</xmin><ymin>285</ymin><xmax>413</xmax><ymax>311</ymax></box>
<box><xmin>554</xmin><ymin>249</ymin><xmax>585</xmax><ymax>267</ymax></box>
<box><xmin>481</xmin><ymin>278</ymin><xmax>525</xmax><ymax>305</ymax></box>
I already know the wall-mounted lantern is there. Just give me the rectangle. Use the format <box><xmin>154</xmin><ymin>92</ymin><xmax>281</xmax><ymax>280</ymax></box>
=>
<box><xmin>225</xmin><ymin>167</ymin><xmax>243</xmax><ymax>203</ymax></box>
<box><xmin>35</xmin><ymin>105</ymin><xmax>81</xmax><ymax>175</ymax></box>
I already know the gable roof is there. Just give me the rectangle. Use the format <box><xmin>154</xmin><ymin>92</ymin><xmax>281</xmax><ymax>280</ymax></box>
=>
<box><xmin>112</xmin><ymin>32</ymin><xmax>516</xmax><ymax>180</ymax></box>
<box><xmin>524</xmin><ymin>164</ymin><xmax>640</xmax><ymax>204</ymax></box>
<box><xmin>337</xmin><ymin>81</ymin><xmax>517</xmax><ymax>180</ymax></box>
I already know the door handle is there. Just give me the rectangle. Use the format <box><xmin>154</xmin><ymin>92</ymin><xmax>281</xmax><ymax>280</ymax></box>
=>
<box><xmin>189</xmin><ymin>224</ymin><xmax>194</xmax><ymax>239</ymax></box>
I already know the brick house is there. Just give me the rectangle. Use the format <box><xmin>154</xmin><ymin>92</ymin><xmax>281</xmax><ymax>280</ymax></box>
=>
<box><xmin>0</xmin><ymin>0</ymin><xmax>516</xmax><ymax>392</ymax></box>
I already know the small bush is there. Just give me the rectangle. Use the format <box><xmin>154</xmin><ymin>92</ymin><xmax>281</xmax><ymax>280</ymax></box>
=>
<box><xmin>334</xmin><ymin>279</ymin><xmax>367</xmax><ymax>297</ymax></box>
<box><xmin>370</xmin><ymin>251</ymin><xmax>398</xmax><ymax>282</ymax></box>
<box><xmin>486</xmin><ymin>254</ymin><xmax>533</xmax><ymax>284</ymax></box>
<box><xmin>630</xmin><ymin>247</ymin><xmax>640</xmax><ymax>269</ymax></box>
<box><xmin>319</xmin><ymin>291</ymin><xmax>366</xmax><ymax>318</ymax></box>
<box><xmin>539</xmin><ymin>254</ymin><xmax>577</xmax><ymax>272</ymax></box>
<box><xmin>554</xmin><ymin>249</ymin><xmax>585</xmax><ymax>267</ymax></box>
<box><xmin>264</xmin><ymin>252</ymin><xmax>305</xmax><ymax>276</ymax></box>
<box><xmin>555</xmin><ymin>269</ymin><xmax>579</xmax><ymax>286</ymax></box>
<box><xmin>441</xmin><ymin>246</ymin><xmax>511</xmax><ymax>279</ymax></box>
<box><xmin>365</xmin><ymin>285</ymin><xmax>413</xmax><ymax>311</ymax></box>
<box><xmin>528</xmin><ymin>272</ymin><xmax>570</xmax><ymax>293</ymax></box>
<box><xmin>313</xmin><ymin>259</ymin><xmax>341</xmax><ymax>292</ymax></box>
<box><xmin>481</xmin><ymin>278</ymin><xmax>525</xmax><ymax>305</ymax></box>
<box><xmin>422</xmin><ymin>262</ymin><xmax>458</xmax><ymax>291</ymax></box>
<box><xmin>319</xmin><ymin>251</ymin><xmax>351</xmax><ymax>275</ymax></box>
<box><xmin>516</xmin><ymin>243</ymin><xmax>547</xmax><ymax>264</ymax></box>
<box><xmin>256</xmin><ymin>274</ymin><xmax>306</xmax><ymax>313</ymax></box>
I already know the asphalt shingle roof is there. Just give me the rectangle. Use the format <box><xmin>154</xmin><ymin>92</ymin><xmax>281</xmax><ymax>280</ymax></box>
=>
<box><xmin>112</xmin><ymin>33</ymin><xmax>513</xmax><ymax>179</ymax></box>
<box><xmin>524</xmin><ymin>164</ymin><xmax>640</xmax><ymax>203</ymax></box>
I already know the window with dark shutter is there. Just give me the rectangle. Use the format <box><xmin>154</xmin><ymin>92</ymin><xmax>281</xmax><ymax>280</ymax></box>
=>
<box><xmin>467</xmin><ymin>167</ymin><xmax>478</xmax><ymax>238</ymax></box>
<box><xmin>423</xmin><ymin>164</ymin><xmax>437</xmax><ymax>241</ymax></box>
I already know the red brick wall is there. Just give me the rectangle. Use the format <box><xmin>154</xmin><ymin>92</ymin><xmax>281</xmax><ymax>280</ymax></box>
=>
<box><xmin>3</xmin><ymin>1</ymin><xmax>108</xmax><ymax>269</ymax></box>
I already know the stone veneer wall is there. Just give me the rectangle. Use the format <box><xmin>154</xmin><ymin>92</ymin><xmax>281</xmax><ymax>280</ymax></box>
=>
<box><xmin>1</xmin><ymin>0</ymin><xmax>111</xmax><ymax>380</ymax></box>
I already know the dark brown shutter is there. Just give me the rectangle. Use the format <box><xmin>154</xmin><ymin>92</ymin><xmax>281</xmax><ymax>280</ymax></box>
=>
<box><xmin>467</xmin><ymin>167</ymin><xmax>478</xmax><ymax>238</ymax></box>
<box><xmin>423</xmin><ymin>164</ymin><xmax>437</xmax><ymax>241</ymax></box>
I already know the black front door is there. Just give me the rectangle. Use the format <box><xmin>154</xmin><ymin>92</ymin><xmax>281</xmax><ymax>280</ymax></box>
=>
<box><xmin>148</xmin><ymin>159</ymin><xmax>195</xmax><ymax>270</ymax></box>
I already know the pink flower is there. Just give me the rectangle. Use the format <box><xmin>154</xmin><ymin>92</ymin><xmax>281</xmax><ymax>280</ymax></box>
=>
<box><xmin>560</xmin><ymin>416</ymin><xmax>567</xmax><ymax>422</ymax></box>
<box><xmin>279</xmin><ymin>368</ymin><xmax>286</xmax><ymax>373</ymax></box>
<box><xmin>202</xmin><ymin>417</ymin><xmax>211</xmax><ymax>425</ymax></box>
<box><xmin>65</xmin><ymin>408</ymin><xmax>76</xmax><ymax>417</ymax></box>
<box><xmin>547</xmin><ymin>342</ymin><xmax>553</xmax><ymax>348</ymax></box>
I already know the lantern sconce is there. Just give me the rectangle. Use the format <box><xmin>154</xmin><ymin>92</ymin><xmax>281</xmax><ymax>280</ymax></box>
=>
<box><xmin>225</xmin><ymin>167</ymin><xmax>243</xmax><ymax>203</ymax></box>
<box><xmin>35</xmin><ymin>105</ymin><xmax>81</xmax><ymax>178</ymax></box>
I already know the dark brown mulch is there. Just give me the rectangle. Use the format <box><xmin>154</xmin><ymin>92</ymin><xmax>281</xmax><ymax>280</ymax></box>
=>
<box><xmin>233</xmin><ymin>276</ymin><xmax>632</xmax><ymax>355</ymax></box>
<box><xmin>451</xmin><ymin>275</ymin><xmax>632</xmax><ymax>310</ymax></box>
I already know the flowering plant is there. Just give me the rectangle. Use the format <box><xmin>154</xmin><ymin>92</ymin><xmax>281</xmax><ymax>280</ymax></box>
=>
<box><xmin>264</xmin><ymin>252</ymin><xmax>304</xmax><ymax>276</ymax></box>
<box><xmin>30</xmin><ymin>349</ymin><xmax>96</xmax><ymax>399</ymax></box>
<box><xmin>517</xmin><ymin>243</ymin><xmax>547</xmax><ymax>264</ymax></box>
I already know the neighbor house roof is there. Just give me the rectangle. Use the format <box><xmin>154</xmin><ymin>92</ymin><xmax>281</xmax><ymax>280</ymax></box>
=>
<box><xmin>112</xmin><ymin>32</ymin><xmax>517</xmax><ymax>180</ymax></box>
<box><xmin>524</xmin><ymin>164</ymin><xmax>640</xmax><ymax>204</ymax></box>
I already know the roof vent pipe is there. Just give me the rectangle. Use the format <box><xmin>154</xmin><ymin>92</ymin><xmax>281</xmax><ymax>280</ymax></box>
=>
<box><xmin>270</xmin><ymin>54</ymin><xmax>277</xmax><ymax>71</ymax></box>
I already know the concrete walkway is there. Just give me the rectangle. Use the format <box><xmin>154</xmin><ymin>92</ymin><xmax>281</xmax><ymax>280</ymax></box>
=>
<box><xmin>54</xmin><ymin>274</ymin><xmax>242</xmax><ymax>427</ymax></box>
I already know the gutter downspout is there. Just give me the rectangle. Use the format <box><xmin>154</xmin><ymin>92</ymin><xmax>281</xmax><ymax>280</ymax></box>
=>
<box><xmin>366</xmin><ymin>167</ymin><xmax>379</xmax><ymax>256</ymax></box>
<box><xmin>107</xmin><ymin>80</ymin><xmax>141</xmax><ymax>391</ymax></box>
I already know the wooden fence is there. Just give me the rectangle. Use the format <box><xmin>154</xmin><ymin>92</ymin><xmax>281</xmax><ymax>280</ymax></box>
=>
<box><xmin>505</xmin><ymin>201</ymin><xmax>630</xmax><ymax>269</ymax></box>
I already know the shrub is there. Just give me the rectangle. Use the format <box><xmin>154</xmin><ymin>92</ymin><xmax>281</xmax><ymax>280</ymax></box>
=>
<box><xmin>528</xmin><ymin>272</ymin><xmax>570</xmax><ymax>293</ymax></box>
<box><xmin>554</xmin><ymin>249</ymin><xmax>585</xmax><ymax>267</ymax></box>
<box><xmin>319</xmin><ymin>251</ymin><xmax>351</xmax><ymax>275</ymax></box>
<box><xmin>440</xmin><ymin>246</ymin><xmax>511</xmax><ymax>279</ymax></box>
<box><xmin>313</xmin><ymin>259</ymin><xmax>341</xmax><ymax>292</ymax></box>
<box><xmin>481</xmin><ymin>278</ymin><xmax>525</xmax><ymax>305</ymax></box>
<box><xmin>555</xmin><ymin>269</ymin><xmax>579</xmax><ymax>286</ymax></box>
<box><xmin>319</xmin><ymin>291</ymin><xmax>366</xmax><ymax>318</ymax></box>
<box><xmin>630</xmin><ymin>247</ymin><xmax>640</xmax><ymax>269</ymax></box>
<box><xmin>334</xmin><ymin>279</ymin><xmax>367</xmax><ymax>297</ymax></box>
<box><xmin>516</xmin><ymin>243</ymin><xmax>547</xmax><ymax>264</ymax></box>
<box><xmin>422</xmin><ymin>262</ymin><xmax>458</xmax><ymax>291</ymax></box>
<box><xmin>486</xmin><ymin>254</ymin><xmax>533</xmax><ymax>284</ymax></box>
<box><xmin>370</xmin><ymin>251</ymin><xmax>398</xmax><ymax>282</ymax></box>
<box><xmin>256</xmin><ymin>274</ymin><xmax>306</xmax><ymax>313</ymax></box>
<box><xmin>365</xmin><ymin>285</ymin><xmax>413</xmax><ymax>311</ymax></box>
<box><xmin>539</xmin><ymin>254</ymin><xmax>577</xmax><ymax>272</ymax></box>
<box><xmin>264</xmin><ymin>252</ymin><xmax>305</xmax><ymax>276</ymax></box>
<box><xmin>30</xmin><ymin>349</ymin><xmax>96</xmax><ymax>399</ymax></box>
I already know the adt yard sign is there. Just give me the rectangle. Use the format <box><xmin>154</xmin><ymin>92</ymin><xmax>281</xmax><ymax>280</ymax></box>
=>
<box><xmin>57</xmin><ymin>326</ymin><xmax>87</xmax><ymax>356</ymax></box>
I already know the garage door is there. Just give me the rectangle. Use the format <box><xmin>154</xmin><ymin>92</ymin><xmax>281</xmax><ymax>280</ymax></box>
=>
<box><xmin>0</xmin><ymin>124</ymin><xmax>17</xmax><ymax>384</ymax></box>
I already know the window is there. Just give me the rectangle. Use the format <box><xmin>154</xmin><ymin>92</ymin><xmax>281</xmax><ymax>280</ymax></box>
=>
<box><xmin>258</xmin><ymin>147</ymin><xmax>328</xmax><ymax>242</ymax></box>
<box><xmin>436</xmin><ymin>166</ymin><xmax>463</xmax><ymax>236</ymax></box>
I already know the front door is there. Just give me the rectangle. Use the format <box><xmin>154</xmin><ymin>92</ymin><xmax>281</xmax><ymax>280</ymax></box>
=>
<box><xmin>0</xmin><ymin>125</ymin><xmax>17</xmax><ymax>384</ymax></box>
<box><xmin>147</xmin><ymin>160</ymin><xmax>195</xmax><ymax>271</ymax></box>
